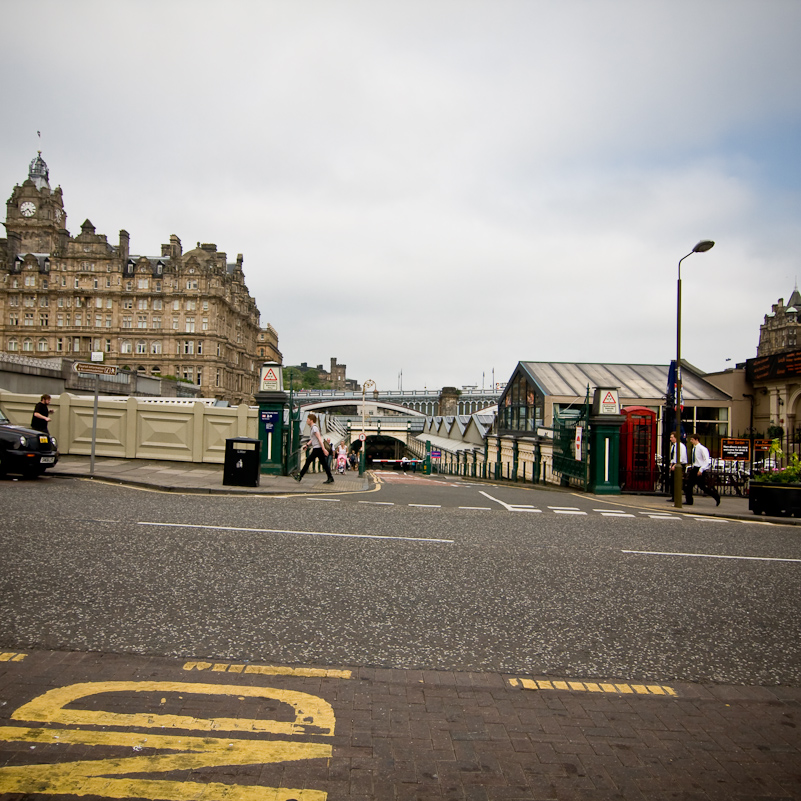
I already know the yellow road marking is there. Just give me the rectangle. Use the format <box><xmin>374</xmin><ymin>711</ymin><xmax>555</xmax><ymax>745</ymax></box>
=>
<box><xmin>0</xmin><ymin>680</ymin><xmax>336</xmax><ymax>799</ymax></box>
<box><xmin>13</xmin><ymin>680</ymin><xmax>336</xmax><ymax>736</ymax></box>
<box><xmin>509</xmin><ymin>677</ymin><xmax>678</xmax><ymax>696</ymax></box>
<box><xmin>183</xmin><ymin>660</ymin><xmax>352</xmax><ymax>679</ymax></box>
<box><xmin>0</xmin><ymin>652</ymin><xmax>26</xmax><ymax>662</ymax></box>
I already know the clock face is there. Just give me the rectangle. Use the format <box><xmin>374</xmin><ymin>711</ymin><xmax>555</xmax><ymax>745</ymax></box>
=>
<box><xmin>20</xmin><ymin>201</ymin><xmax>36</xmax><ymax>217</ymax></box>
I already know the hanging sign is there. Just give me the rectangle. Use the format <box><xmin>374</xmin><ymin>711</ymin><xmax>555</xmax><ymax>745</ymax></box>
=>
<box><xmin>574</xmin><ymin>426</ymin><xmax>583</xmax><ymax>460</ymax></box>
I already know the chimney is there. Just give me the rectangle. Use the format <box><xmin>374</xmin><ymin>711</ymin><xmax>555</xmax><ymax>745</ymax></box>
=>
<box><xmin>119</xmin><ymin>230</ymin><xmax>130</xmax><ymax>262</ymax></box>
<box><xmin>170</xmin><ymin>235</ymin><xmax>182</xmax><ymax>257</ymax></box>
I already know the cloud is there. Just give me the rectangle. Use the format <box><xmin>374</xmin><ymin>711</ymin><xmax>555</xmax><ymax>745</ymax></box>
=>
<box><xmin>2</xmin><ymin>0</ymin><xmax>800</xmax><ymax>391</ymax></box>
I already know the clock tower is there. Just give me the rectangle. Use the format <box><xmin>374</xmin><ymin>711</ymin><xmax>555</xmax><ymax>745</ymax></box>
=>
<box><xmin>4</xmin><ymin>152</ymin><xmax>68</xmax><ymax>256</ymax></box>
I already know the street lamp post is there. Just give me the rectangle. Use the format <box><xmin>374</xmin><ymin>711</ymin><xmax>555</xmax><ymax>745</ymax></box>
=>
<box><xmin>360</xmin><ymin>379</ymin><xmax>376</xmax><ymax>474</ymax></box>
<box><xmin>674</xmin><ymin>240</ymin><xmax>715</xmax><ymax>508</ymax></box>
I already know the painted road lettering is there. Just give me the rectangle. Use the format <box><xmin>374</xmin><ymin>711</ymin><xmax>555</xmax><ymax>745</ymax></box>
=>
<box><xmin>0</xmin><ymin>680</ymin><xmax>337</xmax><ymax>800</ymax></box>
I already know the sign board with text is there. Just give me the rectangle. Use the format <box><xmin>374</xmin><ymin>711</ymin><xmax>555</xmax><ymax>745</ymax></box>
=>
<box><xmin>73</xmin><ymin>362</ymin><xmax>117</xmax><ymax>376</ymax></box>
<box><xmin>720</xmin><ymin>438</ymin><xmax>750</xmax><ymax>461</ymax></box>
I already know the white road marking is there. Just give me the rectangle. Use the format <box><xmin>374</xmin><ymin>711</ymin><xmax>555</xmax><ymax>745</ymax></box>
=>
<box><xmin>359</xmin><ymin>501</ymin><xmax>395</xmax><ymax>505</ymax></box>
<box><xmin>307</xmin><ymin>498</ymin><xmax>340</xmax><ymax>502</ymax></box>
<box><xmin>601</xmin><ymin>512</ymin><xmax>635</xmax><ymax>517</ymax></box>
<box><xmin>408</xmin><ymin>504</ymin><xmax>441</xmax><ymax>508</ymax></box>
<box><xmin>479</xmin><ymin>491</ymin><xmax>542</xmax><ymax>512</ymax></box>
<box><xmin>139</xmin><ymin>521</ymin><xmax>453</xmax><ymax>543</ymax></box>
<box><xmin>459</xmin><ymin>506</ymin><xmax>492</xmax><ymax>510</ymax></box>
<box><xmin>553</xmin><ymin>510</ymin><xmax>587</xmax><ymax>515</ymax></box>
<box><xmin>623</xmin><ymin>549</ymin><xmax>801</xmax><ymax>563</ymax></box>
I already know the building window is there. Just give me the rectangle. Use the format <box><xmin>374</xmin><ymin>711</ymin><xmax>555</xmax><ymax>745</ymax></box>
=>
<box><xmin>202</xmin><ymin>317</ymin><xmax>209</xmax><ymax>330</ymax></box>
<box><xmin>138</xmin><ymin>299</ymin><xmax>148</xmax><ymax>310</ymax></box>
<box><xmin>105</xmin><ymin>339</ymin><xmax>111</xmax><ymax>353</ymax></box>
<box><xmin>8</xmin><ymin>295</ymin><xmax>19</xmax><ymax>307</ymax></box>
<box><xmin>24</xmin><ymin>274</ymin><xmax>36</xmax><ymax>287</ymax></box>
<box><xmin>151</xmin><ymin>340</ymin><xmax>162</xmax><ymax>355</ymax></box>
<box><xmin>153</xmin><ymin>299</ymin><xmax>163</xmax><ymax>310</ymax></box>
<box><xmin>24</xmin><ymin>295</ymin><xmax>35</xmax><ymax>307</ymax></box>
<box><xmin>186</xmin><ymin>300</ymin><xmax>196</xmax><ymax>311</ymax></box>
<box><xmin>8</xmin><ymin>338</ymin><xmax>18</xmax><ymax>351</ymax></box>
<box><xmin>37</xmin><ymin>338</ymin><xmax>48</xmax><ymax>352</ymax></box>
<box><xmin>126</xmin><ymin>281</ymin><xmax>133</xmax><ymax>291</ymax></box>
<box><xmin>173</xmin><ymin>300</ymin><xmax>180</xmax><ymax>311</ymax></box>
<box><xmin>138</xmin><ymin>277</ymin><xmax>149</xmax><ymax>289</ymax></box>
<box><xmin>197</xmin><ymin>340</ymin><xmax>203</xmax><ymax>355</ymax></box>
<box><xmin>187</xmin><ymin>279</ymin><xmax>198</xmax><ymax>290</ymax></box>
<box><xmin>74</xmin><ymin>313</ymin><xmax>82</xmax><ymax>327</ymax></box>
<box><xmin>185</xmin><ymin>317</ymin><xmax>195</xmax><ymax>332</ymax></box>
<box><xmin>122</xmin><ymin>315</ymin><xmax>132</xmax><ymax>328</ymax></box>
<box><xmin>155</xmin><ymin>281</ymin><xmax>162</xmax><ymax>292</ymax></box>
<box><xmin>121</xmin><ymin>339</ymin><xmax>133</xmax><ymax>354</ymax></box>
<box><xmin>152</xmin><ymin>316</ymin><xmax>161</xmax><ymax>329</ymax></box>
<box><xmin>95</xmin><ymin>315</ymin><xmax>102</xmax><ymax>327</ymax></box>
<box><xmin>39</xmin><ymin>314</ymin><xmax>48</xmax><ymax>326</ymax></box>
<box><xmin>74</xmin><ymin>278</ymin><xmax>80</xmax><ymax>288</ymax></box>
<box><xmin>182</xmin><ymin>340</ymin><xmax>194</xmax><ymax>355</ymax></box>
<box><xmin>137</xmin><ymin>315</ymin><xmax>148</xmax><ymax>329</ymax></box>
<box><xmin>172</xmin><ymin>318</ymin><xmax>179</xmax><ymax>330</ymax></box>
<box><xmin>56</xmin><ymin>338</ymin><xmax>63</xmax><ymax>352</ymax></box>
<box><xmin>93</xmin><ymin>278</ymin><xmax>99</xmax><ymax>289</ymax></box>
<box><xmin>196</xmin><ymin>368</ymin><xmax>202</xmax><ymax>386</ymax></box>
<box><xmin>39</xmin><ymin>296</ymin><xmax>49</xmax><ymax>307</ymax></box>
<box><xmin>23</xmin><ymin>338</ymin><xmax>33</xmax><ymax>352</ymax></box>
<box><xmin>123</xmin><ymin>298</ymin><xmax>133</xmax><ymax>309</ymax></box>
<box><xmin>105</xmin><ymin>315</ymin><xmax>112</xmax><ymax>328</ymax></box>
<box><xmin>24</xmin><ymin>312</ymin><xmax>34</xmax><ymax>326</ymax></box>
<box><xmin>136</xmin><ymin>340</ymin><xmax>147</xmax><ymax>354</ymax></box>
<box><xmin>8</xmin><ymin>313</ymin><xmax>18</xmax><ymax>326</ymax></box>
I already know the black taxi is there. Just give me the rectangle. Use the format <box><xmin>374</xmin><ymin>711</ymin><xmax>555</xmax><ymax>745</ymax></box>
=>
<box><xmin>0</xmin><ymin>408</ymin><xmax>59</xmax><ymax>477</ymax></box>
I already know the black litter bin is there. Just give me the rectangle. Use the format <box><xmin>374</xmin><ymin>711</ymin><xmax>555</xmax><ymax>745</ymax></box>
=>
<box><xmin>223</xmin><ymin>437</ymin><xmax>261</xmax><ymax>487</ymax></box>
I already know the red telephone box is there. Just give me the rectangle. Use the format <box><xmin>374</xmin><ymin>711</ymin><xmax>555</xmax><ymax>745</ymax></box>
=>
<box><xmin>619</xmin><ymin>406</ymin><xmax>657</xmax><ymax>492</ymax></box>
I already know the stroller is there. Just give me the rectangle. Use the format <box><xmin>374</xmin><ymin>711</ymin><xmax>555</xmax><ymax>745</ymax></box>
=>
<box><xmin>336</xmin><ymin>452</ymin><xmax>348</xmax><ymax>474</ymax></box>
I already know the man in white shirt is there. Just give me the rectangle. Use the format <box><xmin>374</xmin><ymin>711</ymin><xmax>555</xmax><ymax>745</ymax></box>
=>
<box><xmin>667</xmin><ymin>432</ymin><xmax>687</xmax><ymax>501</ymax></box>
<box><xmin>685</xmin><ymin>433</ymin><xmax>721</xmax><ymax>506</ymax></box>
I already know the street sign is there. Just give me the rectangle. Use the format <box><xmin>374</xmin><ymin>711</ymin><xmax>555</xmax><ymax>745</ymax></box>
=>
<box><xmin>73</xmin><ymin>362</ymin><xmax>117</xmax><ymax>376</ymax></box>
<box><xmin>359</xmin><ymin>433</ymin><xmax>366</xmax><ymax>441</ymax></box>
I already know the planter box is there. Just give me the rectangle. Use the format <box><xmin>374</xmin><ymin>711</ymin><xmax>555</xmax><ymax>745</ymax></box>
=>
<box><xmin>749</xmin><ymin>482</ymin><xmax>801</xmax><ymax>517</ymax></box>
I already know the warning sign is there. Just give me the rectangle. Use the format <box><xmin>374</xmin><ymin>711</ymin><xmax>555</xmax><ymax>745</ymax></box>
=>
<box><xmin>592</xmin><ymin>387</ymin><xmax>620</xmax><ymax>415</ymax></box>
<box><xmin>259</xmin><ymin>362</ymin><xmax>283</xmax><ymax>392</ymax></box>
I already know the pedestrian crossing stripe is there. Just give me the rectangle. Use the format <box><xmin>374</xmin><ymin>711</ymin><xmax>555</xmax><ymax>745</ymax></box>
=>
<box><xmin>509</xmin><ymin>678</ymin><xmax>677</xmax><ymax>696</ymax></box>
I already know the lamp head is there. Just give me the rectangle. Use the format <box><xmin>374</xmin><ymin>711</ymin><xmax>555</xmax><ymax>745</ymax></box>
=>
<box><xmin>693</xmin><ymin>240</ymin><xmax>715</xmax><ymax>253</ymax></box>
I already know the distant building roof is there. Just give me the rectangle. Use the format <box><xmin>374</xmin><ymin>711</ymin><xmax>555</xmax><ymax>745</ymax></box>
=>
<box><xmin>515</xmin><ymin>361</ymin><xmax>730</xmax><ymax>402</ymax></box>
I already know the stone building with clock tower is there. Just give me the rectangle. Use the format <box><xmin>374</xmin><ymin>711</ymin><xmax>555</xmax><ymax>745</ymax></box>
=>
<box><xmin>0</xmin><ymin>153</ymin><xmax>281</xmax><ymax>405</ymax></box>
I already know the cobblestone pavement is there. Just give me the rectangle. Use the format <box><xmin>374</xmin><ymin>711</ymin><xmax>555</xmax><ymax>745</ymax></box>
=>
<box><xmin>0</xmin><ymin>650</ymin><xmax>799</xmax><ymax>800</ymax></box>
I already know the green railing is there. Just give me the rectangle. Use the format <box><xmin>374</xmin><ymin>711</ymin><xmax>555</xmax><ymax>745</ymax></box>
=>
<box><xmin>551</xmin><ymin>389</ymin><xmax>590</xmax><ymax>491</ymax></box>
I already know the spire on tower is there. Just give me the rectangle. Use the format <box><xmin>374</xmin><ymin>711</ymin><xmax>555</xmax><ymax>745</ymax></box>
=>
<box><xmin>28</xmin><ymin>151</ymin><xmax>50</xmax><ymax>191</ymax></box>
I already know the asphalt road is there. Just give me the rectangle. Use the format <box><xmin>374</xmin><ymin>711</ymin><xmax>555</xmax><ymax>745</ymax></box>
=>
<box><xmin>1</xmin><ymin>472</ymin><xmax>799</xmax><ymax>685</ymax></box>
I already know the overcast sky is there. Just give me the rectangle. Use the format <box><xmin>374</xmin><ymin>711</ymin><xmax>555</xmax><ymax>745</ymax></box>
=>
<box><xmin>2</xmin><ymin>0</ymin><xmax>800</xmax><ymax>393</ymax></box>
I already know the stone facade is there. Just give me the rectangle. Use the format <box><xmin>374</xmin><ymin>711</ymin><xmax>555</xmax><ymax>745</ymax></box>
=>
<box><xmin>757</xmin><ymin>288</ymin><xmax>801</xmax><ymax>357</ymax></box>
<box><xmin>0</xmin><ymin>153</ymin><xmax>280</xmax><ymax>405</ymax></box>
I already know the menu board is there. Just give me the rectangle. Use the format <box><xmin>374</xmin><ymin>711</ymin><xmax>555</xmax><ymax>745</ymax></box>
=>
<box><xmin>720</xmin><ymin>439</ymin><xmax>750</xmax><ymax>460</ymax></box>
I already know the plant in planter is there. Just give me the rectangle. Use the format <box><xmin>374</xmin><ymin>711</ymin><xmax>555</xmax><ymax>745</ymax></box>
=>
<box><xmin>750</xmin><ymin>440</ymin><xmax>801</xmax><ymax>516</ymax></box>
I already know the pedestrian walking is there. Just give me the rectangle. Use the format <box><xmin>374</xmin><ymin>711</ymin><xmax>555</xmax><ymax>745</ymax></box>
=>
<box><xmin>684</xmin><ymin>433</ymin><xmax>721</xmax><ymax>506</ymax></box>
<box><xmin>30</xmin><ymin>393</ymin><xmax>53</xmax><ymax>434</ymax></box>
<box><xmin>666</xmin><ymin>431</ymin><xmax>687</xmax><ymax>501</ymax></box>
<box><xmin>294</xmin><ymin>413</ymin><xmax>334</xmax><ymax>484</ymax></box>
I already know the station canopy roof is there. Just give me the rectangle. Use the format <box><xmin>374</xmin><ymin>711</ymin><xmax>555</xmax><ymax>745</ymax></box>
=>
<box><xmin>516</xmin><ymin>361</ymin><xmax>731</xmax><ymax>402</ymax></box>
